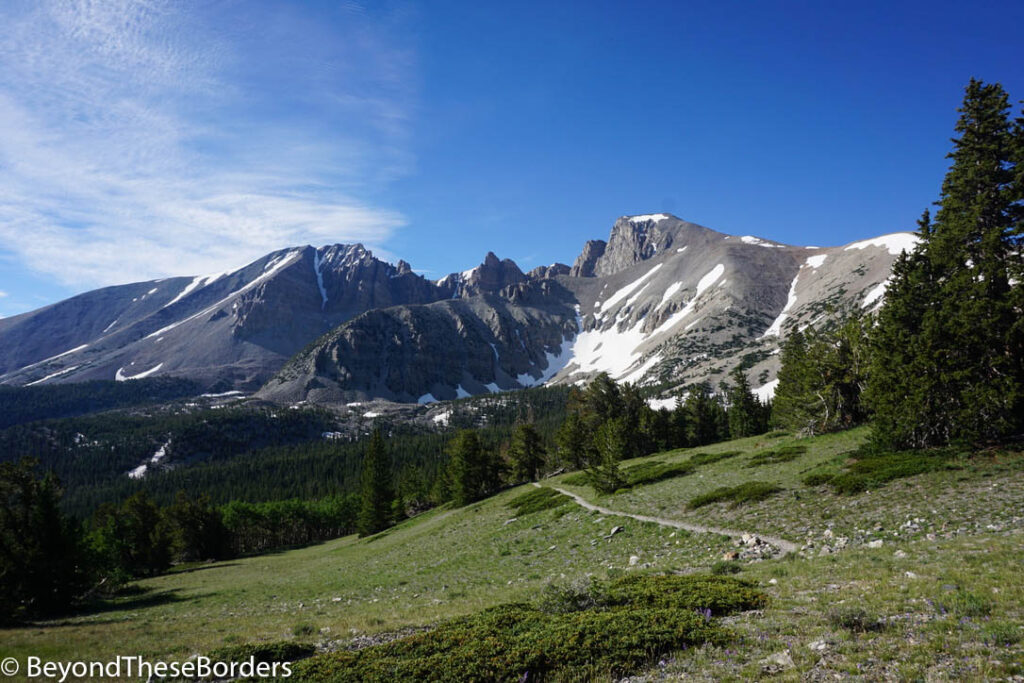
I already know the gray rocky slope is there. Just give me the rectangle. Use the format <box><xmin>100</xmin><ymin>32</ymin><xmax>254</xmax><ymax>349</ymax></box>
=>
<box><xmin>0</xmin><ymin>214</ymin><xmax>917</xmax><ymax>402</ymax></box>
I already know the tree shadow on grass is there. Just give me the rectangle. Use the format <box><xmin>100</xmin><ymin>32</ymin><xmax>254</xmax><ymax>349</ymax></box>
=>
<box><xmin>37</xmin><ymin>587</ymin><xmax>210</xmax><ymax>626</ymax></box>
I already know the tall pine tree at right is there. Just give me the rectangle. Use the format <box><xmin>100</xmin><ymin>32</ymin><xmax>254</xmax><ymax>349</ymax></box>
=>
<box><xmin>867</xmin><ymin>79</ymin><xmax>1023</xmax><ymax>448</ymax></box>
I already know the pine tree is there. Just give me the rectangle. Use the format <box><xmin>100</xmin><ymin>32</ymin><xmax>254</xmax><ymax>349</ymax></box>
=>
<box><xmin>357</xmin><ymin>430</ymin><xmax>393</xmax><ymax>537</ymax></box>
<box><xmin>868</xmin><ymin>80</ymin><xmax>1022</xmax><ymax>447</ymax></box>
<box><xmin>447</xmin><ymin>430</ymin><xmax>498</xmax><ymax>506</ymax></box>
<box><xmin>726</xmin><ymin>367</ymin><xmax>764</xmax><ymax>438</ymax></box>
<box><xmin>586</xmin><ymin>417</ymin><xmax>627</xmax><ymax>494</ymax></box>
<box><xmin>508</xmin><ymin>423</ymin><xmax>545</xmax><ymax>483</ymax></box>
<box><xmin>555</xmin><ymin>412</ymin><xmax>592</xmax><ymax>470</ymax></box>
<box><xmin>684</xmin><ymin>383</ymin><xmax>721</xmax><ymax>445</ymax></box>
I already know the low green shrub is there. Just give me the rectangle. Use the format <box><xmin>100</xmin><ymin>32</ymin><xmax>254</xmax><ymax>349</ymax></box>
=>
<box><xmin>293</xmin><ymin>605</ymin><xmax>726</xmax><ymax>682</ymax></box>
<box><xmin>293</xmin><ymin>574</ymin><xmax>766</xmax><ymax>681</ymax></box>
<box><xmin>505</xmin><ymin>487</ymin><xmax>570</xmax><ymax>516</ymax></box>
<box><xmin>560</xmin><ymin>472</ymin><xmax>591</xmax><ymax>486</ymax></box>
<box><xmin>944</xmin><ymin>589</ymin><xmax>993</xmax><ymax>619</ymax></box>
<box><xmin>710</xmin><ymin>560</ymin><xmax>743</xmax><ymax>575</ymax></box>
<box><xmin>828</xmin><ymin>446</ymin><xmax>962</xmax><ymax>494</ymax></box>
<box><xmin>688</xmin><ymin>482</ymin><xmax>783</xmax><ymax>509</ymax></box>
<box><xmin>601</xmin><ymin>574</ymin><xmax>767</xmax><ymax>615</ymax></box>
<box><xmin>982</xmin><ymin>622</ymin><xmax>1022</xmax><ymax>646</ymax></box>
<box><xmin>622</xmin><ymin>460</ymin><xmax>695</xmax><ymax>486</ymax></box>
<box><xmin>802</xmin><ymin>472</ymin><xmax>835</xmax><ymax>487</ymax></box>
<box><xmin>828</xmin><ymin>606</ymin><xmax>886</xmax><ymax>633</ymax></box>
<box><xmin>208</xmin><ymin>641</ymin><xmax>316</xmax><ymax>665</ymax></box>
<box><xmin>744</xmin><ymin>444</ymin><xmax>807</xmax><ymax>468</ymax></box>
<box><xmin>537</xmin><ymin>577</ymin><xmax>605</xmax><ymax>614</ymax></box>
<box><xmin>688</xmin><ymin>451</ymin><xmax>743</xmax><ymax>467</ymax></box>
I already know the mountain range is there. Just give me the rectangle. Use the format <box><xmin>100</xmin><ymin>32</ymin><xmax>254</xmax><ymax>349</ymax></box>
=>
<box><xmin>0</xmin><ymin>214</ymin><xmax>917</xmax><ymax>404</ymax></box>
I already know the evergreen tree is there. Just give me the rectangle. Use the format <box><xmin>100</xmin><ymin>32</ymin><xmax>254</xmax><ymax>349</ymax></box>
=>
<box><xmin>586</xmin><ymin>417</ymin><xmax>627</xmax><ymax>494</ymax></box>
<box><xmin>669</xmin><ymin>395</ymin><xmax>689</xmax><ymax>449</ymax></box>
<box><xmin>868</xmin><ymin>80</ymin><xmax>1022</xmax><ymax>447</ymax></box>
<box><xmin>772</xmin><ymin>329</ymin><xmax>816</xmax><ymax>433</ymax></box>
<box><xmin>684</xmin><ymin>384</ymin><xmax>721</xmax><ymax>445</ymax></box>
<box><xmin>167</xmin><ymin>491</ymin><xmax>228</xmax><ymax>561</ymax></box>
<box><xmin>357</xmin><ymin>430</ymin><xmax>393</xmax><ymax>537</ymax></box>
<box><xmin>91</xmin><ymin>491</ymin><xmax>173</xmax><ymax>579</ymax></box>
<box><xmin>508</xmin><ymin>423</ymin><xmax>546</xmax><ymax>483</ymax></box>
<box><xmin>726</xmin><ymin>367</ymin><xmax>764</xmax><ymax>438</ymax></box>
<box><xmin>447</xmin><ymin>430</ymin><xmax>498</xmax><ymax>506</ymax></box>
<box><xmin>0</xmin><ymin>460</ymin><xmax>90</xmax><ymax>623</ymax></box>
<box><xmin>555</xmin><ymin>410</ymin><xmax>592</xmax><ymax>470</ymax></box>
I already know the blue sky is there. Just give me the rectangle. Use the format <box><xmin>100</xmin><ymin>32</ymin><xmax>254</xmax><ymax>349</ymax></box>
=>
<box><xmin>1</xmin><ymin>0</ymin><xmax>1022</xmax><ymax>316</ymax></box>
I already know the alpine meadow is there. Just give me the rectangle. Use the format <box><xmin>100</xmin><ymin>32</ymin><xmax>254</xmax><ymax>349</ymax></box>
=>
<box><xmin>1</xmin><ymin>3</ymin><xmax>1023</xmax><ymax>682</ymax></box>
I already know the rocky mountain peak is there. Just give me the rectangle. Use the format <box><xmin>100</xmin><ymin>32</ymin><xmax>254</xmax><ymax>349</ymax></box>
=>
<box><xmin>570</xmin><ymin>240</ymin><xmax>607</xmax><ymax>277</ymax></box>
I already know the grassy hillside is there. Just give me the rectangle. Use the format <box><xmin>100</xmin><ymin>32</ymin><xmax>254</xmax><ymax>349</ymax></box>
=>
<box><xmin>3</xmin><ymin>427</ymin><xmax>1022</xmax><ymax>679</ymax></box>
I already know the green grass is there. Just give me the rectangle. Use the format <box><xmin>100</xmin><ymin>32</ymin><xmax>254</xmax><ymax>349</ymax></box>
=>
<box><xmin>2</xmin><ymin>426</ymin><xmax>1022</xmax><ymax>680</ymax></box>
<box><xmin>621</xmin><ymin>459</ymin><xmax>696</xmax><ymax>486</ymax></box>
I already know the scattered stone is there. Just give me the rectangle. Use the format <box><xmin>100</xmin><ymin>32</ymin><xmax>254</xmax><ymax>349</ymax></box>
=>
<box><xmin>823</xmin><ymin>529</ymin><xmax>834</xmax><ymax>539</ymax></box>
<box><xmin>808</xmin><ymin>639</ymin><xmax>829</xmax><ymax>653</ymax></box>
<box><xmin>605</xmin><ymin>526</ymin><xmax>624</xmax><ymax>539</ymax></box>
<box><xmin>866</xmin><ymin>539</ymin><xmax>884</xmax><ymax>549</ymax></box>
<box><xmin>760</xmin><ymin>650</ymin><xmax>795</xmax><ymax>674</ymax></box>
<box><xmin>722</xmin><ymin>551</ymin><xmax>739</xmax><ymax>561</ymax></box>
<box><xmin>905</xmin><ymin>571</ymin><xmax>918</xmax><ymax>579</ymax></box>
<box><xmin>894</xmin><ymin>549</ymin><xmax>907</xmax><ymax>559</ymax></box>
<box><xmin>503</xmin><ymin>518</ymin><xmax>518</xmax><ymax>526</ymax></box>
<box><xmin>768</xmin><ymin>578</ymin><xmax>778</xmax><ymax>585</ymax></box>
<box><xmin>629</xmin><ymin>555</ymin><xmax>641</xmax><ymax>566</ymax></box>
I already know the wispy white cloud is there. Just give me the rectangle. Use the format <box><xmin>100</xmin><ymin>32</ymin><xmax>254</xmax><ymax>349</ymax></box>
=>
<box><xmin>0</xmin><ymin>0</ymin><xmax>415</xmax><ymax>287</ymax></box>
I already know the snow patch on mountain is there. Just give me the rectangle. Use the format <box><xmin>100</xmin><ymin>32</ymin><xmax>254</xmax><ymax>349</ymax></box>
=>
<box><xmin>313</xmin><ymin>250</ymin><xmax>329</xmax><ymax>309</ymax></box>
<box><xmin>805</xmin><ymin>254</ymin><xmax>828</xmax><ymax>269</ymax></box>
<box><xmin>128</xmin><ymin>439</ymin><xmax>170</xmax><ymax>480</ymax></box>
<box><xmin>754</xmin><ymin>379</ymin><xmax>779</xmax><ymax>402</ymax></box>
<box><xmin>762</xmin><ymin>272</ymin><xmax>800</xmax><ymax>338</ymax></box>
<box><xmin>862</xmin><ymin>280</ymin><xmax>889</xmax><ymax>308</ymax></box>
<box><xmin>646</xmin><ymin>396</ymin><xmax>678</xmax><ymax>411</ymax></box>
<box><xmin>844</xmin><ymin>233</ymin><xmax>919</xmax><ymax>256</ymax></box>
<box><xmin>741</xmin><ymin>236</ymin><xmax>783</xmax><ymax>248</ymax></box>
<box><xmin>660</xmin><ymin>281</ymin><xmax>684</xmax><ymax>305</ymax></box>
<box><xmin>598</xmin><ymin>264</ymin><xmax>664</xmax><ymax>312</ymax></box>
<box><xmin>651</xmin><ymin>264</ymin><xmax>724</xmax><ymax>336</ymax></box>
<box><xmin>26</xmin><ymin>365</ymin><xmax>80</xmax><ymax>386</ymax></box>
<box><xmin>115</xmin><ymin>363</ymin><xmax>164</xmax><ymax>381</ymax></box>
<box><xmin>628</xmin><ymin>214</ymin><xmax>669</xmax><ymax>224</ymax></box>
<box><xmin>517</xmin><ymin>334</ymin><xmax>577</xmax><ymax>388</ymax></box>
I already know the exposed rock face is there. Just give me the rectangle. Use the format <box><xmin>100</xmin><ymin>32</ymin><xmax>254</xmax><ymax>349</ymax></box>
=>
<box><xmin>0</xmin><ymin>245</ymin><xmax>453</xmax><ymax>391</ymax></box>
<box><xmin>527</xmin><ymin>263</ymin><xmax>571</xmax><ymax>280</ymax></box>
<box><xmin>1</xmin><ymin>213</ymin><xmax>916</xmax><ymax>404</ymax></box>
<box><xmin>260</xmin><ymin>281</ymin><xmax>578</xmax><ymax>403</ymax></box>
<box><xmin>570</xmin><ymin>240</ymin><xmax>606</xmax><ymax>277</ymax></box>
